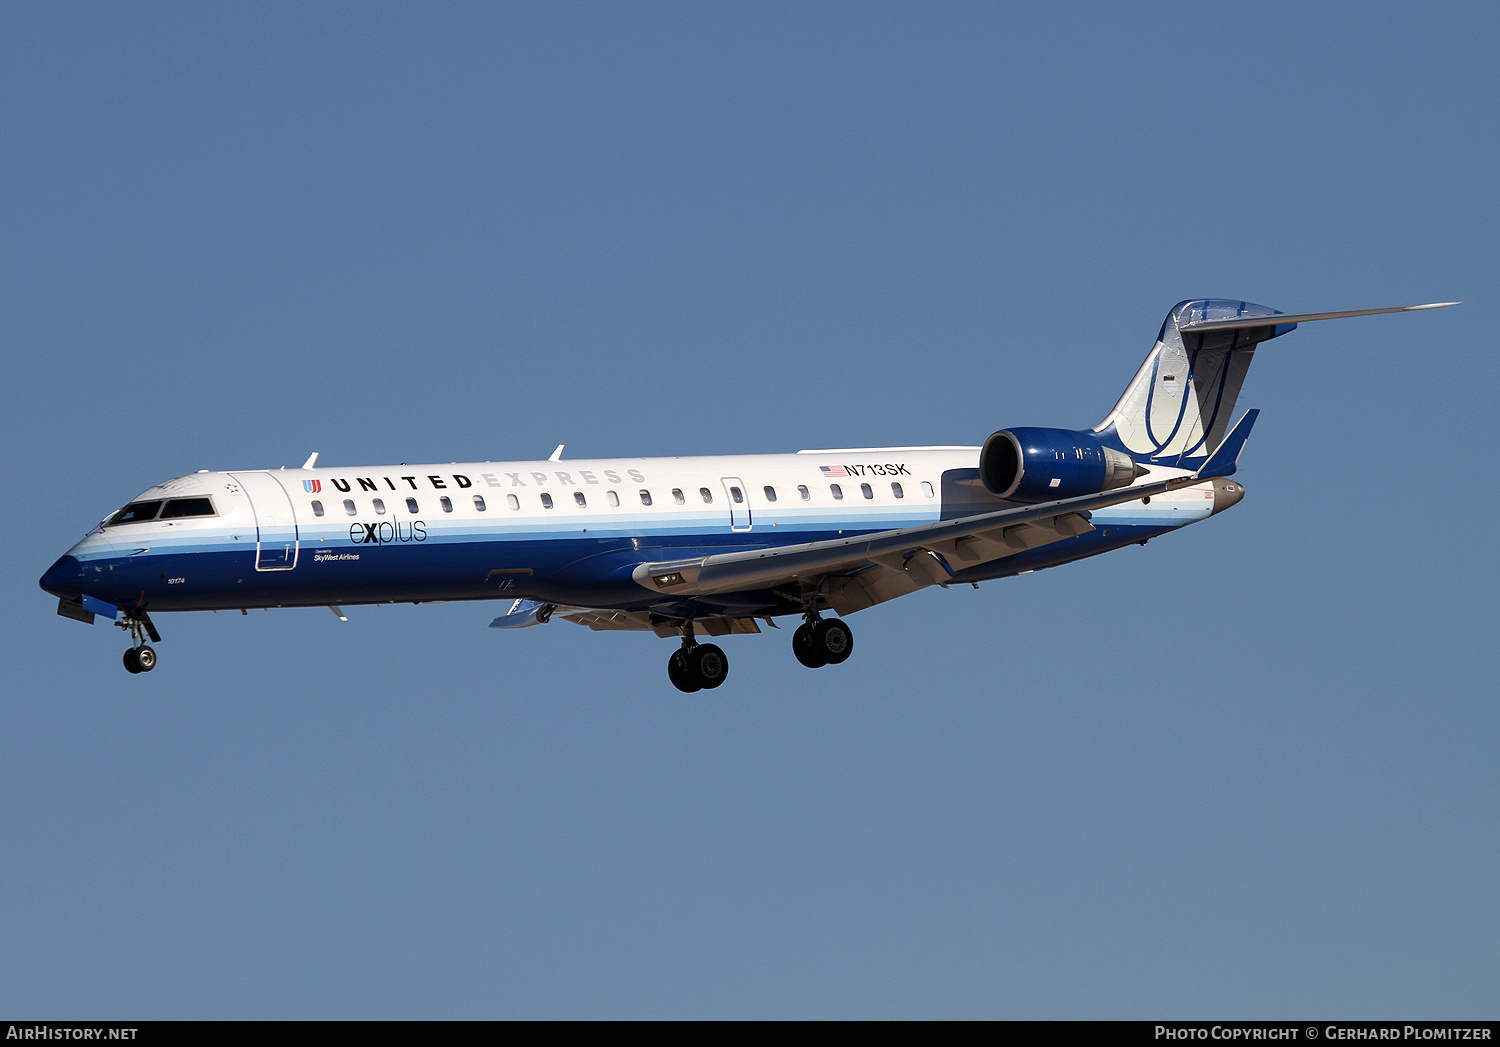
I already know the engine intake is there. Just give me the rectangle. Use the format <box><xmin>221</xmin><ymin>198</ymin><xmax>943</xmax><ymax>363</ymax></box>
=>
<box><xmin>980</xmin><ymin>427</ymin><xmax>1142</xmax><ymax>503</ymax></box>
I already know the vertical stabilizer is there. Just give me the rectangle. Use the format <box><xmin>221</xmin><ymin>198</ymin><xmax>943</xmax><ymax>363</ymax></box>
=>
<box><xmin>1092</xmin><ymin>300</ymin><xmax>1291</xmax><ymax>467</ymax></box>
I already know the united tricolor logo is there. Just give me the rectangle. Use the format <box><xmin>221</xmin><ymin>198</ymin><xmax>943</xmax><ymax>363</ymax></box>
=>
<box><xmin>819</xmin><ymin>465</ymin><xmax>848</xmax><ymax>478</ymax></box>
<box><xmin>303</xmin><ymin>479</ymin><xmax>321</xmax><ymax>493</ymax></box>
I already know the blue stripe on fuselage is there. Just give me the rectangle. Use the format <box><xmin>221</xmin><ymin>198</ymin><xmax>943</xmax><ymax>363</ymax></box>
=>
<box><xmin>45</xmin><ymin>508</ymin><xmax>1193</xmax><ymax>616</ymax></box>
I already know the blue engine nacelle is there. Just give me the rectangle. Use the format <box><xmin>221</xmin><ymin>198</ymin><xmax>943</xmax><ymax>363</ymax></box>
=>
<box><xmin>979</xmin><ymin>427</ymin><xmax>1143</xmax><ymax>503</ymax></box>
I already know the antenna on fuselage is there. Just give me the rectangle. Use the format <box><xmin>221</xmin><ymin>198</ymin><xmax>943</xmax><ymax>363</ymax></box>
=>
<box><xmin>549</xmin><ymin>444</ymin><xmax>564</xmax><ymax>462</ymax></box>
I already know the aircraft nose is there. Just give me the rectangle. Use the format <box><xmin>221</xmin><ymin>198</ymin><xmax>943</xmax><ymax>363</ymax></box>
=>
<box><xmin>39</xmin><ymin>555</ymin><xmax>83</xmax><ymax>597</ymax></box>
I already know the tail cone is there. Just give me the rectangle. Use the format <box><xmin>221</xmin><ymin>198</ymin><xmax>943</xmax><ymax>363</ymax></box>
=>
<box><xmin>1208</xmin><ymin>478</ymin><xmax>1245</xmax><ymax>515</ymax></box>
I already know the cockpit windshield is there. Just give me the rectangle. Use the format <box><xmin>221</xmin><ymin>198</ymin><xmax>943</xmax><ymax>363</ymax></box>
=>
<box><xmin>160</xmin><ymin>497</ymin><xmax>215</xmax><ymax>519</ymax></box>
<box><xmin>110</xmin><ymin>500</ymin><xmax>162</xmax><ymax>524</ymax></box>
<box><xmin>107</xmin><ymin>496</ymin><xmax>215</xmax><ymax>526</ymax></box>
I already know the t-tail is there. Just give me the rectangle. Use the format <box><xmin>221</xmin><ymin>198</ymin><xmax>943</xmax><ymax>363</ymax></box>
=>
<box><xmin>1092</xmin><ymin>299</ymin><xmax>1457</xmax><ymax>468</ymax></box>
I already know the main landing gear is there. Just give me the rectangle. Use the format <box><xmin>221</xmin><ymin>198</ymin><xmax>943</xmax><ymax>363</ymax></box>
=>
<box><xmin>667</xmin><ymin>621</ymin><xmax>729</xmax><ymax>693</ymax></box>
<box><xmin>662</xmin><ymin>612</ymin><xmax>854</xmax><ymax>690</ymax></box>
<box><xmin>118</xmin><ymin>611</ymin><xmax>161</xmax><ymax>675</ymax></box>
<box><xmin>792</xmin><ymin>613</ymin><xmax>853</xmax><ymax>669</ymax></box>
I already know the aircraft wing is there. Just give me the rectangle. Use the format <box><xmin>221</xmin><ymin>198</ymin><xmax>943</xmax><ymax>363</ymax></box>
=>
<box><xmin>634</xmin><ymin>410</ymin><xmax>1259</xmax><ymax>614</ymax></box>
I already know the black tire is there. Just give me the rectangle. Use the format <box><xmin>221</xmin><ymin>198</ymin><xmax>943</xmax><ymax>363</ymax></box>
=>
<box><xmin>688</xmin><ymin>643</ymin><xmax>729</xmax><ymax>689</ymax></box>
<box><xmin>668</xmin><ymin>650</ymin><xmax>702</xmax><ymax>693</ymax></box>
<box><xmin>123</xmin><ymin>648</ymin><xmax>142</xmax><ymax>674</ymax></box>
<box><xmin>136</xmin><ymin>645</ymin><xmax>157</xmax><ymax>672</ymax></box>
<box><xmin>792</xmin><ymin>624</ymin><xmax>826</xmax><ymax>668</ymax></box>
<box><xmin>812</xmin><ymin>618</ymin><xmax>853</xmax><ymax>665</ymax></box>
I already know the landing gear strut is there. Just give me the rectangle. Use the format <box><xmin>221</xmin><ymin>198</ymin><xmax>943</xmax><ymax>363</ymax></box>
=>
<box><xmin>118</xmin><ymin>611</ymin><xmax>160</xmax><ymax>674</ymax></box>
<box><xmin>792</xmin><ymin>610</ymin><xmax>853</xmax><ymax>669</ymax></box>
<box><xmin>666</xmin><ymin>620</ymin><xmax>729</xmax><ymax>693</ymax></box>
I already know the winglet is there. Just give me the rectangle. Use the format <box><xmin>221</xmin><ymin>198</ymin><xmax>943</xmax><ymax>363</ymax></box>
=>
<box><xmin>301</xmin><ymin>452</ymin><xmax>319</xmax><ymax>469</ymax></box>
<box><xmin>549</xmin><ymin>444</ymin><xmax>565</xmax><ymax>462</ymax></box>
<box><xmin>1195</xmin><ymin>409</ymin><xmax>1259</xmax><ymax>479</ymax></box>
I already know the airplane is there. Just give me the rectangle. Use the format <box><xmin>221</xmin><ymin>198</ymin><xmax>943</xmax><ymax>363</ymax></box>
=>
<box><xmin>40</xmin><ymin>298</ymin><xmax>1454</xmax><ymax>690</ymax></box>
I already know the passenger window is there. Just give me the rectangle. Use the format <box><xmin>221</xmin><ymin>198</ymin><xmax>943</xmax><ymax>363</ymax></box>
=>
<box><xmin>506</xmin><ymin>494</ymin><xmax>520</xmax><ymax>511</ymax></box>
<box><xmin>700</xmin><ymin>487</ymin><xmax>712</xmax><ymax>504</ymax></box>
<box><xmin>344</xmin><ymin>499</ymin><xmax>357</xmax><ymax>516</ymax></box>
<box><xmin>640</xmin><ymin>490</ymin><xmax>653</xmax><ymax>506</ymax></box>
<box><xmin>730</xmin><ymin>486</ymin><xmax>743</xmax><ymax>503</ymax></box>
<box><xmin>861</xmin><ymin>483</ymin><xmax>873</xmax><ymax>499</ymax></box>
<box><xmin>607</xmin><ymin>490</ymin><xmax>620</xmax><ymax>507</ymax></box>
<box><xmin>763</xmin><ymin>486</ymin><xmax>777</xmax><ymax>502</ymax></box>
<box><xmin>161</xmin><ymin>497</ymin><xmax>216</xmax><ymax>519</ymax></box>
<box><xmin>474</xmin><ymin>495</ymin><xmax>487</xmax><ymax>511</ymax></box>
<box><xmin>797</xmin><ymin>485</ymin><xmax>810</xmax><ymax>501</ymax></box>
<box><xmin>111</xmin><ymin>500</ymin><xmax>162</xmax><ymax>524</ymax></box>
<box><xmin>540</xmin><ymin>493</ymin><xmax>554</xmax><ymax>509</ymax></box>
<box><xmin>830</xmin><ymin>484</ymin><xmax>843</xmax><ymax>500</ymax></box>
<box><xmin>574</xmin><ymin>491</ymin><xmax>587</xmax><ymax>507</ymax></box>
<box><xmin>672</xmin><ymin>489</ymin><xmax>685</xmax><ymax>505</ymax></box>
<box><xmin>922</xmin><ymin>481</ymin><xmax>934</xmax><ymax>498</ymax></box>
<box><xmin>311</xmin><ymin>500</ymin><xmax>325</xmax><ymax>517</ymax></box>
<box><xmin>891</xmin><ymin>482</ymin><xmax>904</xmax><ymax>499</ymax></box>
<box><xmin>406</xmin><ymin>498</ymin><xmax>419</xmax><ymax>514</ymax></box>
<box><xmin>440</xmin><ymin>497</ymin><xmax>453</xmax><ymax>513</ymax></box>
<box><xmin>373</xmin><ymin>498</ymin><xmax>386</xmax><ymax>515</ymax></box>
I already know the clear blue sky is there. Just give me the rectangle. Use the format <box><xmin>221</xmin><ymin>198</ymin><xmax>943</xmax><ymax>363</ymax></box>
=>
<box><xmin>2</xmin><ymin>1</ymin><xmax>1496</xmax><ymax>1018</ymax></box>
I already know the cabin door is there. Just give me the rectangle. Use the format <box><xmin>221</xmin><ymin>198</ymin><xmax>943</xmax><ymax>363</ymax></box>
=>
<box><xmin>231</xmin><ymin>472</ymin><xmax>301</xmax><ymax>570</ymax></box>
<box><xmin>720</xmin><ymin>477</ymin><xmax>752</xmax><ymax>532</ymax></box>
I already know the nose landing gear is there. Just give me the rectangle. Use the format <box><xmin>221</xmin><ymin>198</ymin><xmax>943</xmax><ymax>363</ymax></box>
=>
<box><xmin>117</xmin><ymin>611</ymin><xmax>161</xmax><ymax>674</ymax></box>
<box><xmin>666</xmin><ymin>621</ymin><xmax>729</xmax><ymax>693</ymax></box>
<box><xmin>123</xmin><ymin>645</ymin><xmax>156</xmax><ymax>673</ymax></box>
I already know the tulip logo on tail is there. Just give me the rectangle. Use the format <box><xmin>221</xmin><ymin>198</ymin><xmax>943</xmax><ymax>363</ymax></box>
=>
<box><xmin>303</xmin><ymin>480</ymin><xmax>321</xmax><ymax>493</ymax></box>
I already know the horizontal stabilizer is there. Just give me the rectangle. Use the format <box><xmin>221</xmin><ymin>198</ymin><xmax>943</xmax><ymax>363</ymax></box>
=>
<box><xmin>1179</xmin><ymin>302</ymin><xmax>1457</xmax><ymax>332</ymax></box>
<box><xmin>1194</xmin><ymin>409</ymin><xmax>1258</xmax><ymax>479</ymax></box>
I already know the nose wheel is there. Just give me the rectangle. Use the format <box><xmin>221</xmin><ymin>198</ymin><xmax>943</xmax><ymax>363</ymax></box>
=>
<box><xmin>123</xmin><ymin>645</ymin><xmax>157</xmax><ymax>674</ymax></box>
<box><xmin>792</xmin><ymin>616</ymin><xmax>853</xmax><ymax>669</ymax></box>
<box><xmin>117</xmin><ymin>611</ymin><xmax>161</xmax><ymax>674</ymax></box>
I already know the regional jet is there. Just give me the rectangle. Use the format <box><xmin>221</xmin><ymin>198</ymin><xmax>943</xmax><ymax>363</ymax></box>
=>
<box><xmin>40</xmin><ymin>299</ymin><xmax>1453</xmax><ymax>690</ymax></box>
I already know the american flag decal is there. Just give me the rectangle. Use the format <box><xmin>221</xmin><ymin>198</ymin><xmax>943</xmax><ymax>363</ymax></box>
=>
<box><xmin>303</xmin><ymin>479</ymin><xmax>321</xmax><ymax>493</ymax></box>
<box><xmin>819</xmin><ymin>465</ymin><xmax>847</xmax><ymax>478</ymax></box>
